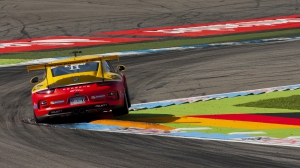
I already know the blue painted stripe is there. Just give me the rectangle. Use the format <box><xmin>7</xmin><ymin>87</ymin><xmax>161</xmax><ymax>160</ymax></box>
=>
<box><xmin>173</xmin><ymin>101</ymin><xmax>189</xmax><ymax>105</ymax></box>
<box><xmin>223</xmin><ymin>93</ymin><xmax>242</xmax><ymax>98</ymax></box>
<box><xmin>55</xmin><ymin>123</ymin><xmax>122</xmax><ymax>130</ymax></box>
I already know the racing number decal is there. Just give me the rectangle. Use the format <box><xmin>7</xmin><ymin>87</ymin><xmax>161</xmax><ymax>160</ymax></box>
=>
<box><xmin>65</xmin><ymin>63</ymin><xmax>86</xmax><ymax>70</ymax></box>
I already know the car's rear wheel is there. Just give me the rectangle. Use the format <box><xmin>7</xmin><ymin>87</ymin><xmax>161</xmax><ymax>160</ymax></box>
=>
<box><xmin>34</xmin><ymin>111</ymin><xmax>47</xmax><ymax>123</ymax></box>
<box><xmin>125</xmin><ymin>85</ymin><xmax>131</xmax><ymax>108</ymax></box>
<box><xmin>113</xmin><ymin>93</ymin><xmax>129</xmax><ymax>117</ymax></box>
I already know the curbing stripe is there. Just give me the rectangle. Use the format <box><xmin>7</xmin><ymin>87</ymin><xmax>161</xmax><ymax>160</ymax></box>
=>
<box><xmin>129</xmin><ymin>84</ymin><xmax>300</xmax><ymax>111</ymax></box>
<box><xmin>2</xmin><ymin>35</ymin><xmax>300</xmax><ymax>68</ymax></box>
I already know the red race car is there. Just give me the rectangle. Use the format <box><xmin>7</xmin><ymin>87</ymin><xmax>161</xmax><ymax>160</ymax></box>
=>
<box><xmin>27</xmin><ymin>53</ymin><xmax>131</xmax><ymax>123</ymax></box>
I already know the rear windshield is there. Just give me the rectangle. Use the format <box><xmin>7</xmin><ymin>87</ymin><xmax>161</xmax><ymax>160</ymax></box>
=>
<box><xmin>51</xmin><ymin>62</ymin><xmax>99</xmax><ymax>77</ymax></box>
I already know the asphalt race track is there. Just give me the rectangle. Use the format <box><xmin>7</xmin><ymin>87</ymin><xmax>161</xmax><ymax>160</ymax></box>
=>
<box><xmin>0</xmin><ymin>0</ymin><xmax>299</xmax><ymax>40</ymax></box>
<box><xmin>1</xmin><ymin>0</ymin><xmax>300</xmax><ymax>167</ymax></box>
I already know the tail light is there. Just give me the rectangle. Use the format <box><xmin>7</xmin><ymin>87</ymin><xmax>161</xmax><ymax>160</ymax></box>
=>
<box><xmin>108</xmin><ymin>91</ymin><xmax>119</xmax><ymax>100</ymax></box>
<box><xmin>38</xmin><ymin>100</ymin><xmax>49</xmax><ymax>109</ymax></box>
<box><xmin>37</xmin><ymin>88</ymin><xmax>55</xmax><ymax>94</ymax></box>
<box><xmin>40</xmin><ymin>101</ymin><xmax>47</xmax><ymax>105</ymax></box>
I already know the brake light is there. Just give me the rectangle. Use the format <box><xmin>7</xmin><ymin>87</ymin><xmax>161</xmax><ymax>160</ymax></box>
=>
<box><xmin>38</xmin><ymin>100</ymin><xmax>49</xmax><ymax>109</ymax></box>
<box><xmin>37</xmin><ymin>88</ymin><xmax>55</xmax><ymax>94</ymax></box>
<box><xmin>40</xmin><ymin>101</ymin><xmax>47</xmax><ymax>105</ymax></box>
<box><xmin>108</xmin><ymin>91</ymin><xmax>119</xmax><ymax>100</ymax></box>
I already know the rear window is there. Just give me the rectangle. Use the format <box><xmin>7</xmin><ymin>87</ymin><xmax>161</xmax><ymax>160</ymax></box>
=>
<box><xmin>51</xmin><ymin>62</ymin><xmax>99</xmax><ymax>77</ymax></box>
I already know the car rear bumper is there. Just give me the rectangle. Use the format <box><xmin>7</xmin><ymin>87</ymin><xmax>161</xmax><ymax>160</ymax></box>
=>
<box><xmin>32</xmin><ymin>82</ymin><xmax>127</xmax><ymax>121</ymax></box>
<box><xmin>35</xmin><ymin>101</ymin><xmax>123</xmax><ymax>120</ymax></box>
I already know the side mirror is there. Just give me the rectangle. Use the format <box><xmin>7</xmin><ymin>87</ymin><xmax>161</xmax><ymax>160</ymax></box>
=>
<box><xmin>117</xmin><ymin>65</ymin><xmax>126</xmax><ymax>72</ymax></box>
<box><xmin>30</xmin><ymin>76</ymin><xmax>39</xmax><ymax>84</ymax></box>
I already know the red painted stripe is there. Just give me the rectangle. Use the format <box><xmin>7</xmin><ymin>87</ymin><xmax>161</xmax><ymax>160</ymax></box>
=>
<box><xmin>97</xmin><ymin>15</ymin><xmax>300</xmax><ymax>37</ymax></box>
<box><xmin>190</xmin><ymin>114</ymin><xmax>300</xmax><ymax>126</ymax></box>
<box><xmin>0</xmin><ymin>36</ymin><xmax>156</xmax><ymax>53</ymax></box>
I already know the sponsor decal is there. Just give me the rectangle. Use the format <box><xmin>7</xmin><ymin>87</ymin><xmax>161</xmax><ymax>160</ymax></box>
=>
<box><xmin>50</xmin><ymin>100</ymin><xmax>65</xmax><ymax>105</ymax></box>
<box><xmin>70</xmin><ymin>89</ymin><xmax>83</xmax><ymax>92</ymax></box>
<box><xmin>65</xmin><ymin>63</ymin><xmax>86</xmax><ymax>70</ymax></box>
<box><xmin>33</xmin><ymin>104</ymin><xmax>38</xmax><ymax>109</ymax></box>
<box><xmin>91</xmin><ymin>94</ymin><xmax>106</xmax><ymax>99</ymax></box>
<box><xmin>62</xmin><ymin>85</ymin><xmax>90</xmax><ymax>91</ymax></box>
<box><xmin>98</xmin><ymin>14</ymin><xmax>300</xmax><ymax>37</ymax></box>
<box><xmin>0</xmin><ymin>36</ymin><xmax>156</xmax><ymax>53</ymax></box>
<box><xmin>49</xmin><ymin>109</ymin><xmax>63</xmax><ymax>114</ymax></box>
<box><xmin>73</xmin><ymin>77</ymin><xmax>79</xmax><ymax>82</ymax></box>
<box><xmin>95</xmin><ymin>104</ymin><xmax>108</xmax><ymax>108</ymax></box>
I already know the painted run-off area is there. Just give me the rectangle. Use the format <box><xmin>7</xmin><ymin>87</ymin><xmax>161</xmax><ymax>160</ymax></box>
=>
<box><xmin>97</xmin><ymin>89</ymin><xmax>300</xmax><ymax>139</ymax></box>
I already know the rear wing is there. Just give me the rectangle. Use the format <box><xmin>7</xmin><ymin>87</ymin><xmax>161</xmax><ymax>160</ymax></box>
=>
<box><xmin>27</xmin><ymin>55</ymin><xmax>119</xmax><ymax>72</ymax></box>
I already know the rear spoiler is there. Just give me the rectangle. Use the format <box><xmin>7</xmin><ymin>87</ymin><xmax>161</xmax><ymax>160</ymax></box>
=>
<box><xmin>27</xmin><ymin>55</ymin><xmax>119</xmax><ymax>72</ymax></box>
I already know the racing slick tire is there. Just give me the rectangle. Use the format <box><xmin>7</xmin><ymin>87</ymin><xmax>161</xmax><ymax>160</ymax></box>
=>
<box><xmin>34</xmin><ymin>111</ymin><xmax>47</xmax><ymax>123</ymax></box>
<box><xmin>125</xmin><ymin>85</ymin><xmax>131</xmax><ymax>108</ymax></box>
<box><xmin>113</xmin><ymin>93</ymin><xmax>129</xmax><ymax>117</ymax></box>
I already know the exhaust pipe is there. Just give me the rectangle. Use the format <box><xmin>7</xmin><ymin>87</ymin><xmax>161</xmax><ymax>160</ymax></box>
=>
<box><xmin>73</xmin><ymin>109</ymin><xmax>78</xmax><ymax>114</ymax></box>
<box><xmin>79</xmin><ymin>108</ymin><xmax>85</xmax><ymax>114</ymax></box>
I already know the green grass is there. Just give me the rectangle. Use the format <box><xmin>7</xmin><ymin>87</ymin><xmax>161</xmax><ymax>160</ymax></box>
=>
<box><xmin>0</xmin><ymin>59</ymin><xmax>31</xmax><ymax>65</ymax></box>
<box><xmin>236</xmin><ymin>95</ymin><xmax>300</xmax><ymax>110</ymax></box>
<box><xmin>1</xmin><ymin>28</ymin><xmax>300</xmax><ymax>60</ymax></box>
